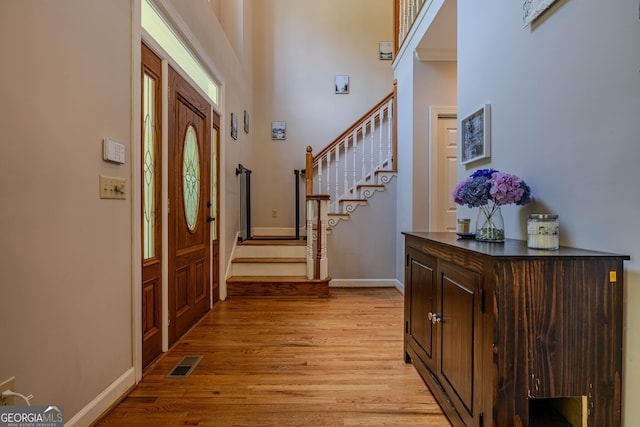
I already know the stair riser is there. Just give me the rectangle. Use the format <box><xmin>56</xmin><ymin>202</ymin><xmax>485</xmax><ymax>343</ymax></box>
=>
<box><xmin>231</xmin><ymin>263</ymin><xmax>307</xmax><ymax>277</ymax></box>
<box><xmin>235</xmin><ymin>245</ymin><xmax>306</xmax><ymax>258</ymax></box>
<box><xmin>227</xmin><ymin>281</ymin><xmax>329</xmax><ymax>297</ymax></box>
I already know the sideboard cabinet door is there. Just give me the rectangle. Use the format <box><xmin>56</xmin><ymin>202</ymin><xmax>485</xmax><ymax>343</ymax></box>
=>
<box><xmin>404</xmin><ymin>247</ymin><xmax>437</xmax><ymax>371</ymax></box>
<box><xmin>438</xmin><ymin>260</ymin><xmax>483</xmax><ymax>426</ymax></box>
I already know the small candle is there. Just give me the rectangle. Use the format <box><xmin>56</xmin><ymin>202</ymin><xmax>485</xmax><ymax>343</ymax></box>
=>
<box><xmin>457</xmin><ymin>218</ymin><xmax>470</xmax><ymax>233</ymax></box>
<box><xmin>527</xmin><ymin>214</ymin><xmax>559</xmax><ymax>250</ymax></box>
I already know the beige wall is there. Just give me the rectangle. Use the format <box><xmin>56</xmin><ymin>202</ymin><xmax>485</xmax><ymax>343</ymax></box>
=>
<box><xmin>166</xmin><ymin>0</ymin><xmax>254</xmax><ymax>291</ymax></box>
<box><xmin>0</xmin><ymin>0</ymin><xmax>133</xmax><ymax>418</ymax></box>
<box><xmin>0</xmin><ymin>0</ymin><xmax>253</xmax><ymax>422</ymax></box>
<box><xmin>411</xmin><ymin>59</ymin><xmax>457</xmax><ymax>231</ymax></box>
<box><xmin>250</xmin><ymin>0</ymin><xmax>394</xmax><ymax>229</ymax></box>
<box><xmin>455</xmin><ymin>0</ymin><xmax>640</xmax><ymax>424</ymax></box>
<box><xmin>396</xmin><ymin>0</ymin><xmax>640</xmax><ymax>422</ymax></box>
<box><xmin>393</xmin><ymin>0</ymin><xmax>454</xmax><ymax>281</ymax></box>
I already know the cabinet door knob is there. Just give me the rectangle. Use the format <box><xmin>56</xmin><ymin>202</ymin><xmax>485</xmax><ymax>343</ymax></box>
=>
<box><xmin>428</xmin><ymin>312</ymin><xmax>442</xmax><ymax>324</ymax></box>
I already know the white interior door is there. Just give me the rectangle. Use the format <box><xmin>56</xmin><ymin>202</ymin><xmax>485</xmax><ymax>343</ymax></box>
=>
<box><xmin>429</xmin><ymin>108</ymin><xmax>457</xmax><ymax>231</ymax></box>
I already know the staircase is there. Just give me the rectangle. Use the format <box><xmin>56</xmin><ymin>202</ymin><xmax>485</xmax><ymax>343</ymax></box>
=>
<box><xmin>226</xmin><ymin>238</ymin><xmax>330</xmax><ymax>297</ymax></box>
<box><xmin>226</xmin><ymin>88</ymin><xmax>397</xmax><ymax>297</ymax></box>
<box><xmin>329</xmin><ymin>169</ymin><xmax>397</xmax><ymax>227</ymax></box>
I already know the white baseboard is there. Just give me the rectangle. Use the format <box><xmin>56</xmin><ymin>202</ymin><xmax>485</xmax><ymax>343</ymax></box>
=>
<box><xmin>252</xmin><ymin>227</ymin><xmax>304</xmax><ymax>236</ymax></box>
<box><xmin>65</xmin><ymin>367</ymin><xmax>135</xmax><ymax>427</ymax></box>
<box><xmin>330</xmin><ymin>279</ymin><xmax>402</xmax><ymax>292</ymax></box>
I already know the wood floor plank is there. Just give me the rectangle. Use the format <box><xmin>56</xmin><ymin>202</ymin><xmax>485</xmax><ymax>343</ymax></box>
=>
<box><xmin>95</xmin><ymin>288</ymin><xmax>451</xmax><ymax>426</ymax></box>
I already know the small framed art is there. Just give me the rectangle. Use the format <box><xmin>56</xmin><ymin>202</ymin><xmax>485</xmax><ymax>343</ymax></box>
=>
<box><xmin>523</xmin><ymin>0</ymin><xmax>559</xmax><ymax>26</ymax></box>
<box><xmin>231</xmin><ymin>112</ymin><xmax>238</xmax><ymax>140</ymax></box>
<box><xmin>460</xmin><ymin>104</ymin><xmax>491</xmax><ymax>165</ymax></box>
<box><xmin>379</xmin><ymin>41</ymin><xmax>393</xmax><ymax>60</ymax></box>
<box><xmin>271</xmin><ymin>121</ymin><xmax>286</xmax><ymax>140</ymax></box>
<box><xmin>335</xmin><ymin>75</ymin><xmax>349</xmax><ymax>94</ymax></box>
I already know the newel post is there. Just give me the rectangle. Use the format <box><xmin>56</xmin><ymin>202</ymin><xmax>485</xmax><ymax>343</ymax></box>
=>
<box><xmin>306</xmin><ymin>195</ymin><xmax>330</xmax><ymax>280</ymax></box>
<box><xmin>305</xmin><ymin>146</ymin><xmax>313</xmax><ymax>196</ymax></box>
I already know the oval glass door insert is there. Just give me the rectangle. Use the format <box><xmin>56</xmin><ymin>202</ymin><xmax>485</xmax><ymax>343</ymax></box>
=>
<box><xmin>182</xmin><ymin>125</ymin><xmax>200</xmax><ymax>231</ymax></box>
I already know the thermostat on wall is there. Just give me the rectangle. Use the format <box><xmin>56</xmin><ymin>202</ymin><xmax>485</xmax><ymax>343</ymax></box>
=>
<box><xmin>103</xmin><ymin>138</ymin><xmax>126</xmax><ymax>164</ymax></box>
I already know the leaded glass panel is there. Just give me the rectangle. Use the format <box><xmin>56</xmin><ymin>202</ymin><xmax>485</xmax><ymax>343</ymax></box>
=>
<box><xmin>183</xmin><ymin>125</ymin><xmax>200</xmax><ymax>231</ymax></box>
<box><xmin>143</xmin><ymin>72</ymin><xmax>156</xmax><ymax>259</ymax></box>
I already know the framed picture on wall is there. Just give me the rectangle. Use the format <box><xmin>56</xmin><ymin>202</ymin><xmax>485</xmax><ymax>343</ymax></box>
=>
<box><xmin>271</xmin><ymin>121</ymin><xmax>286</xmax><ymax>140</ymax></box>
<box><xmin>522</xmin><ymin>0</ymin><xmax>559</xmax><ymax>26</ymax></box>
<box><xmin>335</xmin><ymin>75</ymin><xmax>349</xmax><ymax>94</ymax></box>
<box><xmin>231</xmin><ymin>112</ymin><xmax>238</xmax><ymax>140</ymax></box>
<box><xmin>460</xmin><ymin>104</ymin><xmax>491</xmax><ymax>165</ymax></box>
<box><xmin>379</xmin><ymin>41</ymin><xmax>393</xmax><ymax>60</ymax></box>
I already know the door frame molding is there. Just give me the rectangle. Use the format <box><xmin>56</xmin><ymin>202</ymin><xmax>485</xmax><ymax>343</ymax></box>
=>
<box><xmin>428</xmin><ymin>106</ymin><xmax>457</xmax><ymax>231</ymax></box>
<box><xmin>132</xmin><ymin>0</ymin><xmax>226</xmax><ymax>383</ymax></box>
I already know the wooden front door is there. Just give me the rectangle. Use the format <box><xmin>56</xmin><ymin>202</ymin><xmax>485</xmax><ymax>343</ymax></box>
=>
<box><xmin>141</xmin><ymin>43</ymin><xmax>163</xmax><ymax>368</ymax></box>
<box><xmin>168</xmin><ymin>66</ymin><xmax>212</xmax><ymax>345</ymax></box>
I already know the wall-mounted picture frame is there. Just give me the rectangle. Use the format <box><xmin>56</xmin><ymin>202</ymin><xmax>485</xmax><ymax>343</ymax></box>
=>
<box><xmin>243</xmin><ymin>110</ymin><xmax>249</xmax><ymax>134</ymax></box>
<box><xmin>335</xmin><ymin>75</ymin><xmax>349</xmax><ymax>94</ymax></box>
<box><xmin>460</xmin><ymin>104</ymin><xmax>491</xmax><ymax>165</ymax></box>
<box><xmin>379</xmin><ymin>41</ymin><xmax>393</xmax><ymax>60</ymax></box>
<box><xmin>231</xmin><ymin>112</ymin><xmax>238</xmax><ymax>140</ymax></box>
<box><xmin>271</xmin><ymin>121</ymin><xmax>286</xmax><ymax>140</ymax></box>
<box><xmin>522</xmin><ymin>0</ymin><xmax>559</xmax><ymax>26</ymax></box>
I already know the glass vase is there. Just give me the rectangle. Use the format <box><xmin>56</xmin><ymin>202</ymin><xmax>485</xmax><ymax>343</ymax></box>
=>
<box><xmin>475</xmin><ymin>202</ymin><xmax>504</xmax><ymax>242</ymax></box>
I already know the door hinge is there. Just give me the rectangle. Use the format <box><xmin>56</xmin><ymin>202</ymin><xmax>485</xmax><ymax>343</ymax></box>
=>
<box><xmin>480</xmin><ymin>288</ymin><xmax>485</xmax><ymax>314</ymax></box>
<box><xmin>168</xmin><ymin>197</ymin><xmax>170</xmax><ymax>214</ymax></box>
<box><xmin>479</xmin><ymin>412</ymin><xmax>484</xmax><ymax>427</ymax></box>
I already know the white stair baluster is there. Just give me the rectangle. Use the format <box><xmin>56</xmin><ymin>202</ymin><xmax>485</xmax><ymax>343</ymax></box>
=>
<box><xmin>335</xmin><ymin>146</ymin><xmax>339</xmax><ymax>211</ymax></box>
<box><xmin>343</xmin><ymin>138</ymin><xmax>349</xmax><ymax>197</ymax></box>
<box><xmin>352</xmin><ymin>130</ymin><xmax>357</xmax><ymax>192</ymax></box>
<box><xmin>387</xmin><ymin>99</ymin><xmax>393</xmax><ymax>168</ymax></box>
<box><xmin>370</xmin><ymin>115</ymin><xmax>375</xmax><ymax>179</ymax></box>
<box><xmin>319</xmin><ymin>197</ymin><xmax>329</xmax><ymax>279</ymax></box>
<box><xmin>361</xmin><ymin>122</ymin><xmax>367</xmax><ymax>184</ymax></box>
<box><xmin>378</xmin><ymin>108</ymin><xmax>383</xmax><ymax>170</ymax></box>
<box><xmin>317</xmin><ymin>155</ymin><xmax>323</xmax><ymax>195</ymax></box>
<box><xmin>326</xmin><ymin>151</ymin><xmax>331</xmax><ymax>206</ymax></box>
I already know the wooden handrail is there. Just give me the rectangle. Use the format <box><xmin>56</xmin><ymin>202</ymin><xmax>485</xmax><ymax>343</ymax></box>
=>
<box><xmin>313</xmin><ymin>91</ymin><xmax>394</xmax><ymax>165</ymax></box>
<box><xmin>394</xmin><ymin>0</ymin><xmax>400</xmax><ymax>55</ymax></box>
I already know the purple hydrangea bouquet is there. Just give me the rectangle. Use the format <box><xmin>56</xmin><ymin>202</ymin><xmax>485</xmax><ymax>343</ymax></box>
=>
<box><xmin>452</xmin><ymin>169</ymin><xmax>531</xmax><ymax>241</ymax></box>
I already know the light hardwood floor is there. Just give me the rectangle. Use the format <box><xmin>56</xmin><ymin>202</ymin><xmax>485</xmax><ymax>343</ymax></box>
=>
<box><xmin>95</xmin><ymin>288</ymin><xmax>451</xmax><ymax>426</ymax></box>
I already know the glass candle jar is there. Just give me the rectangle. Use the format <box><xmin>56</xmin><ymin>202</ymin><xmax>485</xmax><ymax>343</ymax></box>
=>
<box><xmin>527</xmin><ymin>214</ymin><xmax>559</xmax><ymax>250</ymax></box>
<box><xmin>457</xmin><ymin>218</ymin><xmax>471</xmax><ymax>233</ymax></box>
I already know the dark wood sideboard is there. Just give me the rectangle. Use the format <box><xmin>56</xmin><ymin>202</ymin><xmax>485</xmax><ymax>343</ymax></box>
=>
<box><xmin>403</xmin><ymin>232</ymin><xmax>629</xmax><ymax>427</ymax></box>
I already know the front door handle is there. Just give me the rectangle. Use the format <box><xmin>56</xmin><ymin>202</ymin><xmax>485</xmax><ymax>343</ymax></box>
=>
<box><xmin>428</xmin><ymin>312</ymin><xmax>442</xmax><ymax>325</ymax></box>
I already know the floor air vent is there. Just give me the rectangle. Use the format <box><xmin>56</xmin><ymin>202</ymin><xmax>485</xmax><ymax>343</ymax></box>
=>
<box><xmin>166</xmin><ymin>355</ymin><xmax>202</xmax><ymax>378</ymax></box>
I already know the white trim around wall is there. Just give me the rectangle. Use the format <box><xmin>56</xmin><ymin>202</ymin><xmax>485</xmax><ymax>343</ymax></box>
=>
<box><xmin>330</xmin><ymin>279</ymin><xmax>403</xmax><ymax>293</ymax></box>
<box><xmin>64</xmin><ymin>368</ymin><xmax>136</xmax><ymax>427</ymax></box>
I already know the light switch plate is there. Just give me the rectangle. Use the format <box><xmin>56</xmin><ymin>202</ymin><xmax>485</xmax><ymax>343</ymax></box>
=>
<box><xmin>100</xmin><ymin>176</ymin><xmax>126</xmax><ymax>200</ymax></box>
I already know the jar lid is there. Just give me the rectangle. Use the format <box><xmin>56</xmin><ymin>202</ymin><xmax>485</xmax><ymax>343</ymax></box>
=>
<box><xmin>528</xmin><ymin>214</ymin><xmax>558</xmax><ymax>220</ymax></box>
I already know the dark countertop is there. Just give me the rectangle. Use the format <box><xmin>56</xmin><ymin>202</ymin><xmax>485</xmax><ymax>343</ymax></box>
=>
<box><xmin>402</xmin><ymin>231</ymin><xmax>630</xmax><ymax>260</ymax></box>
